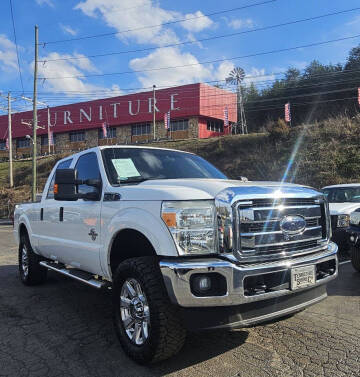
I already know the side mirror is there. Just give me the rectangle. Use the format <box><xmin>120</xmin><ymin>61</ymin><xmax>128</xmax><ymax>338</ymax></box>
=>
<box><xmin>54</xmin><ymin>169</ymin><xmax>102</xmax><ymax>201</ymax></box>
<box><xmin>54</xmin><ymin>168</ymin><xmax>79</xmax><ymax>201</ymax></box>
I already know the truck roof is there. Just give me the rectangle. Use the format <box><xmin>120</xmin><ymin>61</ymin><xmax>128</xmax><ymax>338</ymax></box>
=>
<box><xmin>322</xmin><ymin>183</ymin><xmax>360</xmax><ymax>189</ymax></box>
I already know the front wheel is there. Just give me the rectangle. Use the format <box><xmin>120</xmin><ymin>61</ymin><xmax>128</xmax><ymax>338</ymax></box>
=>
<box><xmin>18</xmin><ymin>232</ymin><xmax>47</xmax><ymax>285</ymax></box>
<box><xmin>112</xmin><ymin>257</ymin><xmax>186</xmax><ymax>364</ymax></box>
<box><xmin>350</xmin><ymin>246</ymin><xmax>360</xmax><ymax>272</ymax></box>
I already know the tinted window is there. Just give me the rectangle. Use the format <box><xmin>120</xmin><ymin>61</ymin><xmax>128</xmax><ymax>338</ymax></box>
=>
<box><xmin>47</xmin><ymin>159</ymin><xmax>73</xmax><ymax>199</ymax></box>
<box><xmin>323</xmin><ymin>187</ymin><xmax>360</xmax><ymax>203</ymax></box>
<box><xmin>75</xmin><ymin>152</ymin><xmax>101</xmax><ymax>194</ymax></box>
<box><xmin>102</xmin><ymin>148</ymin><xmax>227</xmax><ymax>185</ymax></box>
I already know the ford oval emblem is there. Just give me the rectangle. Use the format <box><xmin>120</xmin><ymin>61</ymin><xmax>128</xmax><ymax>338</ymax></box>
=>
<box><xmin>280</xmin><ymin>215</ymin><xmax>306</xmax><ymax>235</ymax></box>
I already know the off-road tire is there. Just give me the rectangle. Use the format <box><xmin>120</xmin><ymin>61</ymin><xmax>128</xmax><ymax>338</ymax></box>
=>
<box><xmin>112</xmin><ymin>256</ymin><xmax>186</xmax><ymax>364</ymax></box>
<box><xmin>18</xmin><ymin>231</ymin><xmax>47</xmax><ymax>285</ymax></box>
<box><xmin>350</xmin><ymin>246</ymin><xmax>360</xmax><ymax>272</ymax></box>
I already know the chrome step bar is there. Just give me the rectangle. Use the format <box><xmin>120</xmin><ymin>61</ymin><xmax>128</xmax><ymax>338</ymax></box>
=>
<box><xmin>40</xmin><ymin>261</ymin><xmax>109</xmax><ymax>289</ymax></box>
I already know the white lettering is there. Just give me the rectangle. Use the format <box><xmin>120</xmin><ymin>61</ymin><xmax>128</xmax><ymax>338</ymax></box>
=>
<box><xmin>171</xmin><ymin>93</ymin><xmax>180</xmax><ymax>111</ymax></box>
<box><xmin>148</xmin><ymin>97</ymin><xmax>159</xmax><ymax>113</ymax></box>
<box><xmin>80</xmin><ymin>108</ymin><xmax>92</xmax><ymax>122</ymax></box>
<box><xmin>128</xmin><ymin>100</ymin><xmax>140</xmax><ymax>116</ymax></box>
<box><xmin>64</xmin><ymin>111</ymin><xmax>73</xmax><ymax>124</ymax></box>
<box><xmin>99</xmin><ymin>105</ymin><xmax>103</xmax><ymax>120</ymax></box>
<box><xmin>110</xmin><ymin>103</ymin><xmax>120</xmax><ymax>118</ymax></box>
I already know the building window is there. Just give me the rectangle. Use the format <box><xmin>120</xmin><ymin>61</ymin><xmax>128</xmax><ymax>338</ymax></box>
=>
<box><xmin>131</xmin><ymin>123</ymin><xmax>151</xmax><ymax>136</ymax></box>
<box><xmin>207</xmin><ymin>120</ymin><xmax>224</xmax><ymax>133</ymax></box>
<box><xmin>98</xmin><ymin>127</ymin><xmax>117</xmax><ymax>139</ymax></box>
<box><xmin>170</xmin><ymin>119</ymin><xmax>189</xmax><ymax>132</ymax></box>
<box><xmin>0</xmin><ymin>140</ymin><xmax>6</xmax><ymax>150</ymax></box>
<box><xmin>69</xmin><ymin>131</ymin><xmax>85</xmax><ymax>142</ymax></box>
<box><xmin>41</xmin><ymin>134</ymin><xmax>56</xmax><ymax>146</ymax></box>
<box><xmin>17</xmin><ymin>138</ymin><xmax>30</xmax><ymax>148</ymax></box>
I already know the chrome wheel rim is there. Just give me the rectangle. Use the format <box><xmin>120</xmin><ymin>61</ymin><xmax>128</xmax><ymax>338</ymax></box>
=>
<box><xmin>120</xmin><ymin>278</ymin><xmax>150</xmax><ymax>346</ymax></box>
<box><xmin>21</xmin><ymin>245</ymin><xmax>29</xmax><ymax>277</ymax></box>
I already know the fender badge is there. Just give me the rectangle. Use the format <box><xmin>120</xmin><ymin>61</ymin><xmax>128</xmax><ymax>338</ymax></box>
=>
<box><xmin>88</xmin><ymin>229</ymin><xmax>98</xmax><ymax>241</ymax></box>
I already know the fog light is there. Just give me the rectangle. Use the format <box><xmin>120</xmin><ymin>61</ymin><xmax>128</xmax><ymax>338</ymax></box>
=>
<box><xmin>198</xmin><ymin>276</ymin><xmax>211</xmax><ymax>291</ymax></box>
<box><xmin>350</xmin><ymin>235</ymin><xmax>355</xmax><ymax>242</ymax></box>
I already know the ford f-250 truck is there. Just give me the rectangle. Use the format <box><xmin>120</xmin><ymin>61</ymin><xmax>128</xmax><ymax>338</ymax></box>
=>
<box><xmin>14</xmin><ymin>146</ymin><xmax>338</xmax><ymax>364</ymax></box>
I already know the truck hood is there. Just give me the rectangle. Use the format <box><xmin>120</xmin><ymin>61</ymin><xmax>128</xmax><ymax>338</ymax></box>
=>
<box><xmin>328</xmin><ymin>202</ymin><xmax>360</xmax><ymax>215</ymax></box>
<box><xmin>113</xmin><ymin>179</ymin><xmax>320</xmax><ymax>201</ymax></box>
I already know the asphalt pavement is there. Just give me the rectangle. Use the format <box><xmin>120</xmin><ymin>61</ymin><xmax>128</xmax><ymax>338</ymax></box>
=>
<box><xmin>0</xmin><ymin>225</ymin><xmax>359</xmax><ymax>377</ymax></box>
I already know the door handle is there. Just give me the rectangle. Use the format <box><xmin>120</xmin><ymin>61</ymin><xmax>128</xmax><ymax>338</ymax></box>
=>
<box><xmin>59</xmin><ymin>207</ymin><xmax>64</xmax><ymax>222</ymax></box>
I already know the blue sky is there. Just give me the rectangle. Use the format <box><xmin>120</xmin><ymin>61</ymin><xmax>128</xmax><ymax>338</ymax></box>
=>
<box><xmin>0</xmin><ymin>0</ymin><xmax>360</xmax><ymax>109</ymax></box>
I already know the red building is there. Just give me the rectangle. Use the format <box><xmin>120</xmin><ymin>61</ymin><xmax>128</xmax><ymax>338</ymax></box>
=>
<box><xmin>0</xmin><ymin>83</ymin><xmax>237</xmax><ymax>158</ymax></box>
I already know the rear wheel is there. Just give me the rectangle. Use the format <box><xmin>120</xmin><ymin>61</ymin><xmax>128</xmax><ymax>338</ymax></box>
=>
<box><xmin>18</xmin><ymin>232</ymin><xmax>47</xmax><ymax>285</ymax></box>
<box><xmin>351</xmin><ymin>246</ymin><xmax>360</xmax><ymax>272</ymax></box>
<box><xmin>112</xmin><ymin>257</ymin><xmax>186</xmax><ymax>364</ymax></box>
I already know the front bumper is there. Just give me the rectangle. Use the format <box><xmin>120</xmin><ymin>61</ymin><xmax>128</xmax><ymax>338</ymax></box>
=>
<box><xmin>160</xmin><ymin>242</ymin><xmax>338</xmax><ymax>308</ymax></box>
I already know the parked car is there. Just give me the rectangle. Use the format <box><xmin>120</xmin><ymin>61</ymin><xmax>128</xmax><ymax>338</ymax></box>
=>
<box><xmin>14</xmin><ymin>146</ymin><xmax>338</xmax><ymax>364</ymax></box>
<box><xmin>346</xmin><ymin>209</ymin><xmax>360</xmax><ymax>272</ymax></box>
<box><xmin>322</xmin><ymin>184</ymin><xmax>360</xmax><ymax>252</ymax></box>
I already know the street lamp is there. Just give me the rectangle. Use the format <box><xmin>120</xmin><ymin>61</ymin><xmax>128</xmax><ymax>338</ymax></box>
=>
<box><xmin>25</xmin><ymin>134</ymin><xmax>34</xmax><ymax>144</ymax></box>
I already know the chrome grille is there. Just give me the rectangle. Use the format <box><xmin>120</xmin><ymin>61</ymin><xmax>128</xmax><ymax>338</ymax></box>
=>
<box><xmin>235</xmin><ymin>197</ymin><xmax>328</xmax><ymax>261</ymax></box>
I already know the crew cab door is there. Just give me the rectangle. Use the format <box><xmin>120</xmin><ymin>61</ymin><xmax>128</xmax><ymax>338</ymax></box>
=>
<box><xmin>55</xmin><ymin>152</ymin><xmax>103</xmax><ymax>275</ymax></box>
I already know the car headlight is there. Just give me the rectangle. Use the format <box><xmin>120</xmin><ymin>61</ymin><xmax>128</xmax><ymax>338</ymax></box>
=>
<box><xmin>337</xmin><ymin>214</ymin><xmax>350</xmax><ymax>228</ymax></box>
<box><xmin>161</xmin><ymin>200</ymin><xmax>217</xmax><ymax>255</ymax></box>
<box><xmin>350</xmin><ymin>211</ymin><xmax>360</xmax><ymax>226</ymax></box>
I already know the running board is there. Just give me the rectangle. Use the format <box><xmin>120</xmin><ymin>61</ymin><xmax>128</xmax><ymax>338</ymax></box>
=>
<box><xmin>39</xmin><ymin>261</ymin><xmax>109</xmax><ymax>289</ymax></box>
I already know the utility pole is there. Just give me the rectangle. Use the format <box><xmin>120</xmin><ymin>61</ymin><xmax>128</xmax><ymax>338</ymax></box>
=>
<box><xmin>8</xmin><ymin>93</ymin><xmax>13</xmax><ymax>188</ymax></box>
<box><xmin>32</xmin><ymin>25</ymin><xmax>38</xmax><ymax>202</ymax></box>
<box><xmin>153</xmin><ymin>84</ymin><xmax>156</xmax><ymax>140</ymax></box>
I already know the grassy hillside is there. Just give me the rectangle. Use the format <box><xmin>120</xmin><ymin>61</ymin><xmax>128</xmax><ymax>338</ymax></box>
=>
<box><xmin>1</xmin><ymin>114</ymin><xmax>360</xmax><ymax>208</ymax></box>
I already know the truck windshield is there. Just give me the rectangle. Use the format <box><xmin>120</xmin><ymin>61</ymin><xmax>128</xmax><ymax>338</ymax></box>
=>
<box><xmin>102</xmin><ymin>147</ymin><xmax>227</xmax><ymax>185</ymax></box>
<box><xmin>323</xmin><ymin>187</ymin><xmax>360</xmax><ymax>203</ymax></box>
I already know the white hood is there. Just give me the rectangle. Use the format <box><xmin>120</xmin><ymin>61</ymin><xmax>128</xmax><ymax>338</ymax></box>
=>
<box><xmin>113</xmin><ymin>179</ymin><xmax>318</xmax><ymax>201</ymax></box>
<box><xmin>329</xmin><ymin>202</ymin><xmax>360</xmax><ymax>215</ymax></box>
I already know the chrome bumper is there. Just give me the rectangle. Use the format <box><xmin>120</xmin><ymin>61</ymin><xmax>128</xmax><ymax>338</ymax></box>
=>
<box><xmin>160</xmin><ymin>242</ymin><xmax>338</xmax><ymax>308</ymax></box>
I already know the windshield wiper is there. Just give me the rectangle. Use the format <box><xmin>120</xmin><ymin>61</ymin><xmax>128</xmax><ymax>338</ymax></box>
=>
<box><xmin>117</xmin><ymin>177</ymin><xmax>160</xmax><ymax>184</ymax></box>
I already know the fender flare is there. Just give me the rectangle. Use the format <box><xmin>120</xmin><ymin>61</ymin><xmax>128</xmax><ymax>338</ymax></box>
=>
<box><xmin>101</xmin><ymin>207</ymin><xmax>178</xmax><ymax>279</ymax></box>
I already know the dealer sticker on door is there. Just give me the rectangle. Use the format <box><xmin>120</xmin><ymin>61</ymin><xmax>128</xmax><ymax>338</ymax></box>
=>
<box><xmin>291</xmin><ymin>265</ymin><xmax>316</xmax><ymax>290</ymax></box>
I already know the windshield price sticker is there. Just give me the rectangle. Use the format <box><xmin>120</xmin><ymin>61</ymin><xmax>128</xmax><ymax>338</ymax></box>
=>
<box><xmin>111</xmin><ymin>158</ymin><xmax>141</xmax><ymax>180</ymax></box>
<box><xmin>291</xmin><ymin>265</ymin><xmax>316</xmax><ymax>290</ymax></box>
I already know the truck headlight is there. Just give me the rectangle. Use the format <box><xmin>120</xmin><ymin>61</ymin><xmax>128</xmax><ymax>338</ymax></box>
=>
<box><xmin>337</xmin><ymin>214</ymin><xmax>350</xmax><ymax>228</ymax></box>
<box><xmin>350</xmin><ymin>211</ymin><xmax>360</xmax><ymax>226</ymax></box>
<box><xmin>161</xmin><ymin>200</ymin><xmax>217</xmax><ymax>255</ymax></box>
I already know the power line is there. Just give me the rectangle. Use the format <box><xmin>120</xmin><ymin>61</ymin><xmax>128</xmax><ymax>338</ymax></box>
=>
<box><xmin>38</xmin><ymin>34</ymin><xmax>360</xmax><ymax>80</ymax></box>
<box><xmin>40</xmin><ymin>0</ymin><xmax>276</xmax><ymax>45</ymax></box>
<box><xmin>38</xmin><ymin>7</ymin><xmax>360</xmax><ymax>63</ymax></box>
<box><xmin>9</xmin><ymin>0</ymin><xmax>24</xmax><ymax>94</ymax></box>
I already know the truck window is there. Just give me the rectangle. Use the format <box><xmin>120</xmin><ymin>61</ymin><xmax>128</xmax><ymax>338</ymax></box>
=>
<box><xmin>46</xmin><ymin>159</ymin><xmax>73</xmax><ymax>199</ymax></box>
<box><xmin>75</xmin><ymin>152</ymin><xmax>101</xmax><ymax>195</ymax></box>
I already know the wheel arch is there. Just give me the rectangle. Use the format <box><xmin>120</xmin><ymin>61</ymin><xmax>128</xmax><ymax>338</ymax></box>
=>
<box><xmin>108</xmin><ymin>228</ymin><xmax>157</xmax><ymax>276</ymax></box>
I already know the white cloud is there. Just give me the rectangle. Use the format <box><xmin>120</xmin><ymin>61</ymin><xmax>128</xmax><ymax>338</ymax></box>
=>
<box><xmin>228</xmin><ymin>18</ymin><xmax>255</xmax><ymax>30</ymax></box>
<box><xmin>35</xmin><ymin>52</ymin><xmax>122</xmax><ymax>97</ymax></box>
<box><xmin>59</xmin><ymin>24</ymin><xmax>78</xmax><ymax>36</ymax></box>
<box><xmin>35</xmin><ymin>0</ymin><xmax>54</xmax><ymax>7</ymax></box>
<box><xmin>75</xmin><ymin>0</ymin><xmax>214</xmax><ymax>46</ymax></box>
<box><xmin>214</xmin><ymin>61</ymin><xmax>235</xmax><ymax>81</ymax></box>
<box><xmin>75</xmin><ymin>0</ymin><xmax>180</xmax><ymax>46</ymax></box>
<box><xmin>0</xmin><ymin>34</ymin><xmax>18</xmax><ymax>73</ymax></box>
<box><xmin>244</xmin><ymin>67</ymin><xmax>275</xmax><ymax>85</ymax></box>
<box><xmin>129</xmin><ymin>47</ymin><xmax>212</xmax><ymax>87</ymax></box>
<box><xmin>181</xmin><ymin>11</ymin><xmax>213</xmax><ymax>32</ymax></box>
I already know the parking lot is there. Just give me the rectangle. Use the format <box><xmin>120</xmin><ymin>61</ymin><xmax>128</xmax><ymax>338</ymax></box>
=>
<box><xmin>0</xmin><ymin>225</ymin><xmax>359</xmax><ymax>377</ymax></box>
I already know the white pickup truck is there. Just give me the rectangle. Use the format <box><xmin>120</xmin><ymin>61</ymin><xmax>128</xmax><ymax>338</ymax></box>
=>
<box><xmin>14</xmin><ymin>146</ymin><xmax>338</xmax><ymax>364</ymax></box>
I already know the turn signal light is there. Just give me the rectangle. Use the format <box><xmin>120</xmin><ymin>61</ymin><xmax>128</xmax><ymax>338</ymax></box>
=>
<box><xmin>161</xmin><ymin>212</ymin><xmax>176</xmax><ymax>227</ymax></box>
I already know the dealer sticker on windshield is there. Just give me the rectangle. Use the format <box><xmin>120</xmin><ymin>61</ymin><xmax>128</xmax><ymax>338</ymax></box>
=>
<box><xmin>290</xmin><ymin>265</ymin><xmax>316</xmax><ymax>290</ymax></box>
